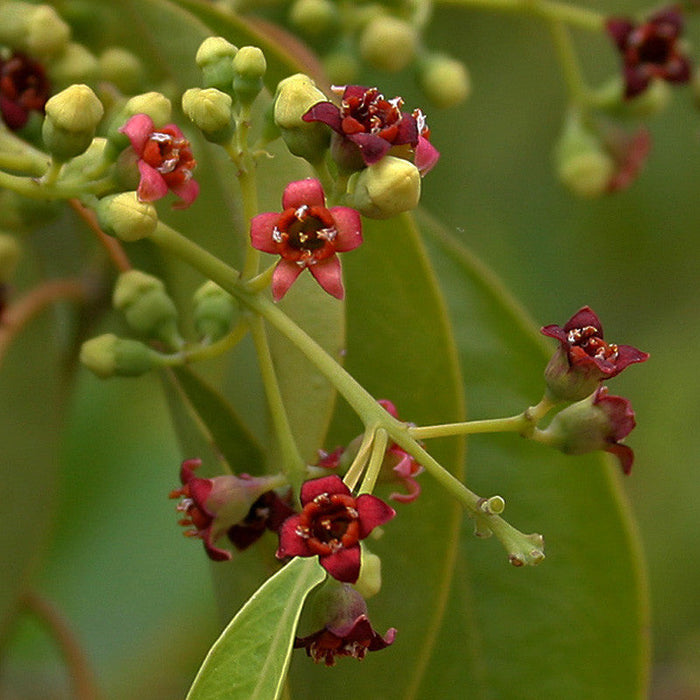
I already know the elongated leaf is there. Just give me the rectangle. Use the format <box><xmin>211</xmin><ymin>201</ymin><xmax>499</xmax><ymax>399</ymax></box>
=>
<box><xmin>187</xmin><ymin>557</ymin><xmax>326</xmax><ymax>700</ymax></box>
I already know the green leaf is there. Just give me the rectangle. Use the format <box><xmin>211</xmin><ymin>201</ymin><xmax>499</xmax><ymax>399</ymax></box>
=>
<box><xmin>186</xmin><ymin>557</ymin><xmax>326</xmax><ymax>700</ymax></box>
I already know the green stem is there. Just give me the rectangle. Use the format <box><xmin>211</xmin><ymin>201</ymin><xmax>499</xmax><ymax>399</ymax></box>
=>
<box><xmin>173</xmin><ymin>319</ymin><xmax>249</xmax><ymax>364</ymax></box>
<box><xmin>358</xmin><ymin>428</ymin><xmax>388</xmax><ymax>495</ymax></box>
<box><xmin>343</xmin><ymin>429</ymin><xmax>376</xmax><ymax>491</ymax></box>
<box><xmin>409</xmin><ymin>413</ymin><xmax>529</xmax><ymax>439</ymax></box>
<box><xmin>0</xmin><ymin>169</ymin><xmax>115</xmax><ymax>199</ymax></box>
<box><xmin>547</xmin><ymin>17</ymin><xmax>590</xmax><ymax>107</ymax></box>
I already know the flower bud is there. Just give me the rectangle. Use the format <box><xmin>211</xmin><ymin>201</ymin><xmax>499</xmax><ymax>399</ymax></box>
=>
<box><xmin>192</xmin><ymin>280</ymin><xmax>237</xmax><ymax>342</ymax></box>
<box><xmin>322</xmin><ymin>49</ymin><xmax>360</xmax><ymax>87</ymax></box>
<box><xmin>42</xmin><ymin>84</ymin><xmax>104</xmax><ymax>160</ymax></box>
<box><xmin>0</xmin><ymin>234</ymin><xmax>21</xmax><ymax>283</ymax></box>
<box><xmin>196</xmin><ymin>36</ymin><xmax>238</xmax><ymax>91</ymax></box>
<box><xmin>359</xmin><ymin>15</ymin><xmax>417</xmax><ymax>73</ymax></box>
<box><xmin>417</xmin><ymin>53</ymin><xmax>471</xmax><ymax>108</ymax></box>
<box><xmin>537</xmin><ymin>386</ymin><xmax>636</xmax><ymax>474</ymax></box>
<box><xmin>182</xmin><ymin>87</ymin><xmax>234</xmax><ymax>143</ymax></box>
<box><xmin>288</xmin><ymin>0</ymin><xmax>339</xmax><ymax>37</ymax></box>
<box><xmin>273</xmin><ymin>74</ymin><xmax>330</xmax><ymax>162</ymax></box>
<box><xmin>25</xmin><ymin>5</ymin><xmax>71</xmax><ymax>58</ymax></box>
<box><xmin>80</xmin><ymin>333</ymin><xmax>162</xmax><ymax>378</ymax></box>
<box><xmin>232</xmin><ymin>46</ymin><xmax>266</xmax><ymax>106</ymax></box>
<box><xmin>96</xmin><ymin>191</ymin><xmax>158</xmax><ymax>242</ymax></box>
<box><xmin>555</xmin><ymin>111</ymin><xmax>614</xmax><ymax>198</ymax></box>
<box><xmin>49</xmin><ymin>43</ymin><xmax>100</xmax><ymax>88</ymax></box>
<box><xmin>346</xmin><ymin>156</ymin><xmax>421</xmax><ymax>219</ymax></box>
<box><xmin>112</xmin><ymin>269</ymin><xmax>181</xmax><ymax>346</ymax></box>
<box><xmin>353</xmin><ymin>547</ymin><xmax>382</xmax><ymax>599</ymax></box>
<box><xmin>104</xmin><ymin>92</ymin><xmax>173</xmax><ymax>156</ymax></box>
<box><xmin>99</xmin><ymin>47</ymin><xmax>144</xmax><ymax>94</ymax></box>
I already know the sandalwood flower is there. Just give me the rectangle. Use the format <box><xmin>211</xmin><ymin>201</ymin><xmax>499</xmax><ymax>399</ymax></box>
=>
<box><xmin>276</xmin><ymin>475</ymin><xmax>395</xmax><ymax>583</ymax></box>
<box><xmin>0</xmin><ymin>51</ymin><xmax>50</xmax><ymax>130</ymax></box>
<box><xmin>119</xmin><ymin>113</ymin><xmax>199</xmax><ymax>208</ymax></box>
<box><xmin>606</xmin><ymin>7</ymin><xmax>691</xmax><ymax>98</ymax></box>
<box><xmin>302</xmin><ymin>85</ymin><xmax>439</xmax><ymax>174</ymax></box>
<box><xmin>250</xmin><ymin>178</ymin><xmax>362</xmax><ymax>300</ymax></box>
<box><xmin>541</xmin><ymin>306</ymin><xmax>649</xmax><ymax>401</ymax></box>
<box><xmin>227</xmin><ymin>490</ymin><xmax>296</xmax><ymax>551</ymax></box>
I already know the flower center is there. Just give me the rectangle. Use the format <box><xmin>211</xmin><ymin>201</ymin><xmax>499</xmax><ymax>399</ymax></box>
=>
<box><xmin>341</xmin><ymin>88</ymin><xmax>403</xmax><ymax>138</ymax></box>
<box><xmin>0</xmin><ymin>52</ymin><xmax>50</xmax><ymax>129</ymax></box>
<box><xmin>295</xmin><ymin>492</ymin><xmax>360</xmax><ymax>556</ymax></box>
<box><xmin>635</xmin><ymin>30</ymin><xmax>672</xmax><ymax>65</ymax></box>
<box><xmin>272</xmin><ymin>205</ymin><xmax>338</xmax><ymax>265</ymax></box>
<box><xmin>142</xmin><ymin>128</ymin><xmax>196</xmax><ymax>184</ymax></box>
<box><xmin>568</xmin><ymin>325</ymin><xmax>620</xmax><ymax>362</ymax></box>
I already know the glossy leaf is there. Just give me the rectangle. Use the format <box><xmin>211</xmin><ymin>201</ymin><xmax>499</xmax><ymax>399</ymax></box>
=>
<box><xmin>187</xmin><ymin>557</ymin><xmax>326</xmax><ymax>700</ymax></box>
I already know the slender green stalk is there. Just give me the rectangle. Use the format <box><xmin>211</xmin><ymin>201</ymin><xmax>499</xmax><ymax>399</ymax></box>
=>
<box><xmin>358</xmin><ymin>428</ymin><xmax>388</xmax><ymax>495</ymax></box>
<box><xmin>343</xmin><ymin>429</ymin><xmax>376</xmax><ymax>491</ymax></box>
<box><xmin>409</xmin><ymin>413</ymin><xmax>529</xmax><ymax>439</ymax></box>
<box><xmin>547</xmin><ymin>18</ymin><xmax>590</xmax><ymax>107</ymax></box>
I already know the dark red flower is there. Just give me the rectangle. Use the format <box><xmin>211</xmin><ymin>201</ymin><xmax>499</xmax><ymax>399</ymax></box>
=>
<box><xmin>302</xmin><ymin>85</ymin><xmax>439</xmax><ymax>174</ymax></box>
<box><xmin>606</xmin><ymin>7</ymin><xmax>691</xmax><ymax>98</ymax></box>
<box><xmin>120</xmin><ymin>114</ymin><xmax>199</xmax><ymax>209</ymax></box>
<box><xmin>541</xmin><ymin>306</ymin><xmax>649</xmax><ymax>401</ymax></box>
<box><xmin>0</xmin><ymin>52</ymin><xmax>50</xmax><ymax>130</ymax></box>
<box><xmin>250</xmin><ymin>178</ymin><xmax>362</xmax><ymax>300</ymax></box>
<box><xmin>276</xmin><ymin>475</ymin><xmax>395</xmax><ymax>583</ymax></box>
<box><xmin>227</xmin><ymin>489</ymin><xmax>295</xmax><ymax>551</ymax></box>
<box><xmin>169</xmin><ymin>459</ymin><xmax>286</xmax><ymax>561</ymax></box>
<box><xmin>295</xmin><ymin>584</ymin><xmax>396</xmax><ymax>666</ymax></box>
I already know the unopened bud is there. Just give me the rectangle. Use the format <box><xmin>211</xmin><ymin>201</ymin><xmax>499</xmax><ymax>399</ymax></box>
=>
<box><xmin>182</xmin><ymin>87</ymin><xmax>234</xmax><ymax>143</ymax></box>
<box><xmin>192</xmin><ymin>280</ymin><xmax>237</xmax><ymax>341</ymax></box>
<box><xmin>232</xmin><ymin>46</ymin><xmax>266</xmax><ymax>105</ymax></box>
<box><xmin>26</xmin><ymin>5</ymin><xmax>71</xmax><ymax>58</ymax></box>
<box><xmin>99</xmin><ymin>48</ymin><xmax>145</xmax><ymax>94</ymax></box>
<box><xmin>359</xmin><ymin>15</ymin><xmax>417</xmax><ymax>73</ymax></box>
<box><xmin>49</xmin><ymin>43</ymin><xmax>100</xmax><ymax>88</ymax></box>
<box><xmin>418</xmin><ymin>54</ymin><xmax>471</xmax><ymax>108</ymax></box>
<box><xmin>346</xmin><ymin>156</ymin><xmax>421</xmax><ymax>219</ymax></box>
<box><xmin>113</xmin><ymin>270</ymin><xmax>180</xmax><ymax>345</ymax></box>
<box><xmin>124</xmin><ymin>92</ymin><xmax>172</xmax><ymax>126</ymax></box>
<box><xmin>0</xmin><ymin>234</ymin><xmax>21</xmax><ymax>283</ymax></box>
<box><xmin>196</xmin><ymin>36</ymin><xmax>238</xmax><ymax>91</ymax></box>
<box><xmin>555</xmin><ymin>111</ymin><xmax>614</xmax><ymax>198</ymax></box>
<box><xmin>273</xmin><ymin>73</ymin><xmax>330</xmax><ymax>162</ymax></box>
<box><xmin>353</xmin><ymin>547</ymin><xmax>382</xmax><ymax>599</ymax></box>
<box><xmin>322</xmin><ymin>49</ymin><xmax>360</xmax><ymax>86</ymax></box>
<box><xmin>96</xmin><ymin>191</ymin><xmax>158</xmax><ymax>242</ymax></box>
<box><xmin>289</xmin><ymin>0</ymin><xmax>339</xmax><ymax>37</ymax></box>
<box><xmin>42</xmin><ymin>84</ymin><xmax>104</xmax><ymax>160</ymax></box>
<box><xmin>80</xmin><ymin>333</ymin><xmax>162</xmax><ymax>378</ymax></box>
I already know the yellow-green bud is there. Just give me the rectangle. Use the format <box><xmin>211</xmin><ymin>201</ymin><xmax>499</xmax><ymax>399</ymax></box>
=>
<box><xmin>80</xmin><ymin>333</ymin><xmax>161</xmax><ymax>379</ymax></box>
<box><xmin>182</xmin><ymin>87</ymin><xmax>234</xmax><ymax>143</ymax></box>
<box><xmin>288</xmin><ymin>0</ymin><xmax>339</xmax><ymax>37</ymax></box>
<box><xmin>124</xmin><ymin>92</ymin><xmax>172</xmax><ymax>126</ymax></box>
<box><xmin>232</xmin><ymin>46</ymin><xmax>266</xmax><ymax>105</ymax></box>
<box><xmin>0</xmin><ymin>2</ymin><xmax>35</xmax><ymax>48</ymax></box>
<box><xmin>418</xmin><ymin>54</ymin><xmax>471</xmax><ymax>109</ymax></box>
<box><xmin>49</xmin><ymin>43</ymin><xmax>100</xmax><ymax>88</ymax></box>
<box><xmin>113</xmin><ymin>270</ymin><xmax>180</xmax><ymax>345</ymax></box>
<box><xmin>99</xmin><ymin>48</ymin><xmax>144</xmax><ymax>94</ymax></box>
<box><xmin>42</xmin><ymin>84</ymin><xmax>104</xmax><ymax>160</ymax></box>
<box><xmin>0</xmin><ymin>234</ymin><xmax>21</xmax><ymax>283</ymax></box>
<box><xmin>196</xmin><ymin>36</ymin><xmax>238</xmax><ymax>91</ymax></box>
<box><xmin>273</xmin><ymin>73</ymin><xmax>330</xmax><ymax>162</ymax></box>
<box><xmin>192</xmin><ymin>280</ymin><xmax>237</xmax><ymax>341</ymax></box>
<box><xmin>555</xmin><ymin>112</ymin><xmax>614</xmax><ymax>199</ymax></box>
<box><xmin>26</xmin><ymin>5</ymin><xmax>71</xmax><ymax>58</ymax></box>
<box><xmin>359</xmin><ymin>15</ymin><xmax>417</xmax><ymax>73</ymax></box>
<box><xmin>346</xmin><ymin>156</ymin><xmax>421</xmax><ymax>219</ymax></box>
<box><xmin>96</xmin><ymin>192</ymin><xmax>158</xmax><ymax>242</ymax></box>
<box><xmin>322</xmin><ymin>49</ymin><xmax>360</xmax><ymax>87</ymax></box>
<box><xmin>353</xmin><ymin>547</ymin><xmax>382</xmax><ymax>599</ymax></box>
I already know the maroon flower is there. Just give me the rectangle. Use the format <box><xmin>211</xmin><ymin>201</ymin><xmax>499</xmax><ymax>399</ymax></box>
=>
<box><xmin>541</xmin><ymin>386</ymin><xmax>637</xmax><ymax>474</ymax></box>
<box><xmin>606</xmin><ymin>7</ymin><xmax>691</xmax><ymax>98</ymax></box>
<box><xmin>227</xmin><ymin>489</ymin><xmax>296</xmax><ymax>551</ymax></box>
<box><xmin>169</xmin><ymin>459</ymin><xmax>286</xmax><ymax>561</ymax></box>
<box><xmin>302</xmin><ymin>85</ymin><xmax>439</xmax><ymax>174</ymax></box>
<box><xmin>0</xmin><ymin>52</ymin><xmax>50</xmax><ymax>130</ymax></box>
<box><xmin>541</xmin><ymin>306</ymin><xmax>649</xmax><ymax>401</ymax></box>
<box><xmin>276</xmin><ymin>475</ymin><xmax>395</xmax><ymax>583</ymax></box>
<box><xmin>295</xmin><ymin>584</ymin><xmax>396</xmax><ymax>666</ymax></box>
<box><xmin>119</xmin><ymin>114</ymin><xmax>199</xmax><ymax>209</ymax></box>
<box><xmin>250</xmin><ymin>178</ymin><xmax>362</xmax><ymax>301</ymax></box>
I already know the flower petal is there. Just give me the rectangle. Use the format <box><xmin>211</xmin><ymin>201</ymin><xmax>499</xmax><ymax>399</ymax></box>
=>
<box><xmin>348</xmin><ymin>132</ymin><xmax>391</xmax><ymax>165</ymax></box>
<box><xmin>282</xmin><ymin>178</ymin><xmax>326</xmax><ymax>209</ymax></box>
<box><xmin>415</xmin><ymin>136</ymin><xmax>440</xmax><ymax>176</ymax></box>
<box><xmin>120</xmin><ymin>113</ymin><xmax>155</xmax><ymax>155</ymax></box>
<box><xmin>300</xmin><ymin>474</ymin><xmax>349</xmax><ymax>505</ymax></box>
<box><xmin>171</xmin><ymin>178</ymin><xmax>200</xmax><ymax>209</ymax></box>
<box><xmin>329</xmin><ymin>207</ymin><xmax>363</xmax><ymax>252</ymax></box>
<box><xmin>309</xmin><ymin>256</ymin><xmax>344</xmax><ymax>299</ymax></box>
<box><xmin>276</xmin><ymin>515</ymin><xmax>313</xmax><ymax>558</ymax></box>
<box><xmin>302</xmin><ymin>101</ymin><xmax>343</xmax><ymax>133</ymax></box>
<box><xmin>250</xmin><ymin>212</ymin><xmax>281</xmax><ymax>253</ymax></box>
<box><xmin>271</xmin><ymin>260</ymin><xmax>304</xmax><ymax>301</ymax></box>
<box><xmin>136</xmin><ymin>160</ymin><xmax>169</xmax><ymax>202</ymax></box>
<box><xmin>356</xmin><ymin>494</ymin><xmax>396</xmax><ymax>538</ymax></box>
<box><xmin>605</xmin><ymin>443</ymin><xmax>634</xmax><ymax>475</ymax></box>
<box><xmin>321</xmin><ymin>545</ymin><xmax>361</xmax><ymax>583</ymax></box>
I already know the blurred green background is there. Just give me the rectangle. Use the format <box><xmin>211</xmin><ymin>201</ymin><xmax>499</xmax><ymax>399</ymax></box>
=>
<box><xmin>2</xmin><ymin>1</ymin><xmax>699</xmax><ymax>698</ymax></box>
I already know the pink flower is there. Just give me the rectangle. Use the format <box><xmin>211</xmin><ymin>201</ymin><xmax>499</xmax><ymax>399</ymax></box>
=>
<box><xmin>250</xmin><ymin>178</ymin><xmax>362</xmax><ymax>300</ymax></box>
<box><xmin>541</xmin><ymin>306</ymin><xmax>649</xmax><ymax>401</ymax></box>
<box><xmin>302</xmin><ymin>85</ymin><xmax>439</xmax><ymax>175</ymax></box>
<box><xmin>276</xmin><ymin>475</ymin><xmax>395</xmax><ymax>583</ymax></box>
<box><xmin>606</xmin><ymin>6</ymin><xmax>691</xmax><ymax>98</ymax></box>
<box><xmin>119</xmin><ymin>114</ymin><xmax>199</xmax><ymax>209</ymax></box>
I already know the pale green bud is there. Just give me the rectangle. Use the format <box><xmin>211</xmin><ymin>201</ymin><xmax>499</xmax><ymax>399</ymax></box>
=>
<box><xmin>26</xmin><ymin>5</ymin><xmax>71</xmax><ymax>58</ymax></box>
<box><xmin>0</xmin><ymin>3</ymin><xmax>35</xmax><ymax>48</ymax></box>
<box><xmin>232</xmin><ymin>46</ymin><xmax>266</xmax><ymax>105</ymax></box>
<box><xmin>322</xmin><ymin>50</ymin><xmax>360</xmax><ymax>87</ymax></box>
<box><xmin>359</xmin><ymin>15</ymin><xmax>417</xmax><ymax>73</ymax></box>
<box><xmin>273</xmin><ymin>73</ymin><xmax>330</xmax><ymax>162</ymax></box>
<box><xmin>353</xmin><ymin>547</ymin><xmax>382</xmax><ymax>599</ymax></box>
<box><xmin>418</xmin><ymin>54</ymin><xmax>471</xmax><ymax>109</ymax></box>
<box><xmin>192</xmin><ymin>280</ymin><xmax>237</xmax><ymax>341</ymax></box>
<box><xmin>289</xmin><ymin>0</ymin><xmax>339</xmax><ymax>37</ymax></box>
<box><xmin>346</xmin><ymin>156</ymin><xmax>421</xmax><ymax>219</ymax></box>
<box><xmin>99</xmin><ymin>48</ymin><xmax>144</xmax><ymax>94</ymax></box>
<box><xmin>0</xmin><ymin>234</ymin><xmax>21</xmax><ymax>283</ymax></box>
<box><xmin>555</xmin><ymin>112</ymin><xmax>614</xmax><ymax>199</ymax></box>
<box><xmin>182</xmin><ymin>87</ymin><xmax>234</xmax><ymax>143</ymax></box>
<box><xmin>113</xmin><ymin>270</ymin><xmax>180</xmax><ymax>345</ymax></box>
<box><xmin>196</xmin><ymin>36</ymin><xmax>238</xmax><ymax>91</ymax></box>
<box><xmin>42</xmin><ymin>84</ymin><xmax>104</xmax><ymax>160</ymax></box>
<box><xmin>49</xmin><ymin>43</ymin><xmax>100</xmax><ymax>88</ymax></box>
<box><xmin>124</xmin><ymin>92</ymin><xmax>172</xmax><ymax>126</ymax></box>
<box><xmin>96</xmin><ymin>192</ymin><xmax>158</xmax><ymax>242</ymax></box>
<box><xmin>80</xmin><ymin>333</ymin><xmax>161</xmax><ymax>379</ymax></box>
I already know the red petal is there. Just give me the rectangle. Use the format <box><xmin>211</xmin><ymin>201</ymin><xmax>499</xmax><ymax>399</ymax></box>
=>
<box><xmin>329</xmin><ymin>207</ymin><xmax>363</xmax><ymax>252</ymax></box>
<box><xmin>605</xmin><ymin>443</ymin><xmax>634</xmax><ymax>475</ymax></box>
<box><xmin>302</xmin><ymin>101</ymin><xmax>343</xmax><ymax>133</ymax></box>
<box><xmin>309</xmin><ymin>256</ymin><xmax>344</xmax><ymax>299</ymax></box>
<box><xmin>321</xmin><ymin>545</ymin><xmax>361</xmax><ymax>583</ymax></box>
<box><xmin>415</xmin><ymin>136</ymin><xmax>440</xmax><ymax>176</ymax></box>
<box><xmin>136</xmin><ymin>160</ymin><xmax>168</xmax><ymax>202</ymax></box>
<box><xmin>120</xmin><ymin>113</ymin><xmax>155</xmax><ymax>155</ymax></box>
<box><xmin>271</xmin><ymin>260</ymin><xmax>303</xmax><ymax>301</ymax></box>
<box><xmin>282</xmin><ymin>178</ymin><xmax>325</xmax><ymax>209</ymax></box>
<box><xmin>250</xmin><ymin>212</ymin><xmax>281</xmax><ymax>253</ymax></box>
<box><xmin>300</xmin><ymin>475</ymin><xmax>349</xmax><ymax>504</ymax></box>
<box><xmin>356</xmin><ymin>494</ymin><xmax>396</xmax><ymax>538</ymax></box>
<box><xmin>171</xmin><ymin>178</ymin><xmax>199</xmax><ymax>209</ymax></box>
<box><xmin>276</xmin><ymin>515</ymin><xmax>313</xmax><ymax>558</ymax></box>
